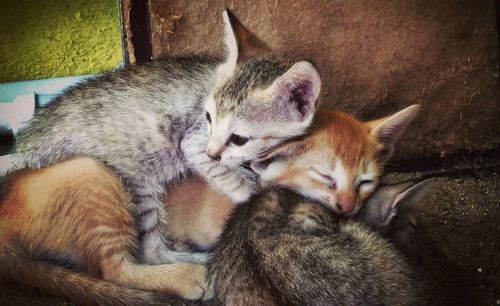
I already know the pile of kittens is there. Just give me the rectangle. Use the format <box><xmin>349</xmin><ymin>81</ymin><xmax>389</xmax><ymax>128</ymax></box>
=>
<box><xmin>0</xmin><ymin>10</ymin><xmax>433</xmax><ymax>306</ymax></box>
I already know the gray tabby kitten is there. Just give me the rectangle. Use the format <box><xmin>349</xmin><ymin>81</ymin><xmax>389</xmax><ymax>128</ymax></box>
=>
<box><xmin>4</xmin><ymin>10</ymin><xmax>321</xmax><ymax>264</ymax></box>
<box><xmin>208</xmin><ymin>180</ymin><xmax>434</xmax><ymax>306</ymax></box>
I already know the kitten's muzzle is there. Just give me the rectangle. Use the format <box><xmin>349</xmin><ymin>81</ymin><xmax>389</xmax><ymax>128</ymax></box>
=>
<box><xmin>335</xmin><ymin>192</ymin><xmax>356</xmax><ymax>214</ymax></box>
<box><xmin>206</xmin><ymin>141</ymin><xmax>223</xmax><ymax>161</ymax></box>
<box><xmin>206</xmin><ymin>150</ymin><xmax>221</xmax><ymax>161</ymax></box>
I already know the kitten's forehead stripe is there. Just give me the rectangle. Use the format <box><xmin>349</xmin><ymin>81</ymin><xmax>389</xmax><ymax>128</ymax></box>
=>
<box><xmin>214</xmin><ymin>56</ymin><xmax>290</xmax><ymax>117</ymax></box>
<box><xmin>310</xmin><ymin>110</ymin><xmax>378</xmax><ymax>169</ymax></box>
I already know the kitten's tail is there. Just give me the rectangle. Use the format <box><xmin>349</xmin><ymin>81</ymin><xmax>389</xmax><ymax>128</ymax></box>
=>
<box><xmin>0</xmin><ymin>247</ymin><xmax>168</xmax><ymax>306</ymax></box>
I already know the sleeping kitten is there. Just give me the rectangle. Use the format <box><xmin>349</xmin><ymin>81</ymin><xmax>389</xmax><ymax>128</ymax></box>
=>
<box><xmin>2</xmin><ymin>10</ymin><xmax>321</xmax><ymax>265</ymax></box>
<box><xmin>0</xmin><ymin>156</ymin><xmax>428</xmax><ymax>305</ymax></box>
<box><xmin>165</xmin><ymin>105</ymin><xmax>421</xmax><ymax>250</ymax></box>
<box><xmin>207</xmin><ymin>179</ymin><xmax>433</xmax><ymax>306</ymax></box>
<box><xmin>0</xmin><ymin>158</ymin><xmax>210</xmax><ymax>303</ymax></box>
<box><xmin>355</xmin><ymin>178</ymin><xmax>434</xmax><ymax>263</ymax></box>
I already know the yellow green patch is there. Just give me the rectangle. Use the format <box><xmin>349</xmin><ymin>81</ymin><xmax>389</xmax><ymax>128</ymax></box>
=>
<box><xmin>0</xmin><ymin>0</ymin><xmax>122</xmax><ymax>82</ymax></box>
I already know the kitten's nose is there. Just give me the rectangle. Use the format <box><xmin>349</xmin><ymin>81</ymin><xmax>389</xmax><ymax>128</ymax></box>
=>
<box><xmin>206</xmin><ymin>140</ymin><xmax>223</xmax><ymax>161</ymax></box>
<box><xmin>336</xmin><ymin>193</ymin><xmax>355</xmax><ymax>214</ymax></box>
<box><xmin>206</xmin><ymin>149</ymin><xmax>221</xmax><ymax>161</ymax></box>
<box><xmin>336</xmin><ymin>202</ymin><xmax>354</xmax><ymax>214</ymax></box>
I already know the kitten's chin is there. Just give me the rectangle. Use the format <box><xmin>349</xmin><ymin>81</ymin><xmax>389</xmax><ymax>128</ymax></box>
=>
<box><xmin>221</xmin><ymin>158</ymin><xmax>253</xmax><ymax>172</ymax></box>
<box><xmin>239</xmin><ymin>163</ymin><xmax>258</xmax><ymax>180</ymax></box>
<box><xmin>219</xmin><ymin>159</ymin><xmax>259</xmax><ymax>186</ymax></box>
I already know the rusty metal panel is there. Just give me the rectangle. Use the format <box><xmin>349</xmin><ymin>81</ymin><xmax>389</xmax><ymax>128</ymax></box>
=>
<box><xmin>146</xmin><ymin>0</ymin><xmax>499</xmax><ymax>159</ymax></box>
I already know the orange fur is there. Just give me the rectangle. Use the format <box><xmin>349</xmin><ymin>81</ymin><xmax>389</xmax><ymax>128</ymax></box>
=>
<box><xmin>143</xmin><ymin>110</ymin><xmax>384</xmax><ymax>252</ymax></box>
<box><xmin>0</xmin><ymin>158</ymin><xmax>210</xmax><ymax>304</ymax></box>
<box><xmin>164</xmin><ymin>177</ymin><xmax>233</xmax><ymax>251</ymax></box>
<box><xmin>309</xmin><ymin>110</ymin><xmax>374</xmax><ymax>168</ymax></box>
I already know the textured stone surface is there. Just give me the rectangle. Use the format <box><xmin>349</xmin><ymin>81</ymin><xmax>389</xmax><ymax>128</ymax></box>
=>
<box><xmin>0</xmin><ymin>0</ymin><xmax>122</xmax><ymax>82</ymax></box>
<box><xmin>148</xmin><ymin>0</ymin><xmax>499</xmax><ymax>159</ymax></box>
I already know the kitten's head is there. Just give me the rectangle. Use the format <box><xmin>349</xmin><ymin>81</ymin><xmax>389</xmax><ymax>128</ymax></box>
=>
<box><xmin>355</xmin><ymin>178</ymin><xmax>434</xmax><ymax>233</ymax></box>
<box><xmin>251</xmin><ymin>105</ymin><xmax>421</xmax><ymax>216</ymax></box>
<box><xmin>355</xmin><ymin>179</ymin><xmax>434</xmax><ymax>262</ymax></box>
<box><xmin>204</xmin><ymin>10</ymin><xmax>321</xmax><ymax>168</ymax></box>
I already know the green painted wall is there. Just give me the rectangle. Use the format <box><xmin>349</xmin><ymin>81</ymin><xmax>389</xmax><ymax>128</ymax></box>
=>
<box><xmin>0</xmin><ymin>0</ymin><xmax>122</xmax><ymax>82</ymax></box>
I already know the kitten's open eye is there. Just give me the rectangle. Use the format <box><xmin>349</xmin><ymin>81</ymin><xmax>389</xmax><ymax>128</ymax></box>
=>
<box><xmin>205</xmin><ymin>111</ymin><xmax>212</xmax><ymax>124</ymax></box>
<box><xmin>229</xmin><ymin>134</ymin><xmax>249</xmax><ymax>146</ymax></box>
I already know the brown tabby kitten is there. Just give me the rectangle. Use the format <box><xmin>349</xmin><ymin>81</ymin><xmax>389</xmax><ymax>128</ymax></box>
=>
<box><xmin>207</xmin><ymin>180</ymin><xmax>433</xmax><ymax>306</ymax></box>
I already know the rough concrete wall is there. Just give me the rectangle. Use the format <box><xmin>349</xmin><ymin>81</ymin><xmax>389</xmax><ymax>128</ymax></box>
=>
<box><xmin>148</xmin><ymin>0</ymin><xmax>499</xmax><ymax>159</ymax></box>
<box><xmin>0</xmin><ymin>0</ymin><xmax>122</xmax><ymax>82</ymax></box>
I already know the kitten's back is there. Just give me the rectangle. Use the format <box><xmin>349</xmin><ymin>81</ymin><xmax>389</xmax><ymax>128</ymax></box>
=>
<box><xmin>208</xmin><ymin>187</ymin><xmax>421</xmax><ymax>305</ymax></box>
<box><xmin>0</xmin><ymin>158</ymin><xmax>163</xmax><ymax>305</ymax></box>
<box><xmin>164</xmin><ymin>176</ymin><xmax>233</xmax><ymax>251</ymax></box>
<box><xmin>1</xmin><ymin>158</ymin><xmax>130</xmax><ymax>244</ymax></box>
<box><xmin>0</xmin><ymin>158</ymin><xmax>210</xmax><ymax>304</ymax></box>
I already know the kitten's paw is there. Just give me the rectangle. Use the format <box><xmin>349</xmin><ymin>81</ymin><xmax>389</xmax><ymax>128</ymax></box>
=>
<box><xmin>172</xmin><ymin>263</ymin><xmax>213</xmax><ymax>301</ymax></box>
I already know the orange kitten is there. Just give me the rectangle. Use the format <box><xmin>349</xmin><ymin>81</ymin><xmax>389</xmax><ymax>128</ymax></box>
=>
<box><xmin>0</xmin><ymin>158</ymin><xmax>210</xmax><ymax>305</ymax></box>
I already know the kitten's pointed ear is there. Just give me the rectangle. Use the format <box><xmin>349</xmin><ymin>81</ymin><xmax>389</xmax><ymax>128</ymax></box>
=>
<box><xmin>221</xmin><ymin>10</ymin><xmax>269</xmax><ymax>69</ymax></box>
<box><xmin>267</xmin><ymin>61</ymin><xmax>321</xmax><ymax>123</ymax></box>
<box><xmin>391</xmin><ymin>178</ymin><xmax>435</xmax><ymax>211</ymax></box>
<box><xmin>378</xmin><ymin>178</ymin><xmax>434</xmax><ymax>227</ymax></box>
<box><xmin>365</xmin><ymin>104</ymin><xmax>421</xmax><ymax>162</ymax></box>
<box><xmin>358</xmin><ymin>178</ymin><xmax>434</xmax><ymax>230</ymax></box>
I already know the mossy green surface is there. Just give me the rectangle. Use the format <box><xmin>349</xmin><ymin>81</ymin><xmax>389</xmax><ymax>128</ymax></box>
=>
<box><xmin>0</xmin><ymin>0</ymin><xmax>122</xmax><ymax>82</ymax></box>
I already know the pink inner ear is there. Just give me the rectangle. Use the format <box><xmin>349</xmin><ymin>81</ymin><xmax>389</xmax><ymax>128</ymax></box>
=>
<box><xmin>376</xmin><ymin>105</ymin><xmax>421</xmax><ymax>144</ymax></box>
<box><xmin>271</xmin><ymin>61</ymin><xmax>320</xmax><ymax>121</ymax></box>
<box><xmin>289</xmin><ymin>80</ymin><xmax>314</xmax><ymax>117</ymax></box>
<box><xmin>392</xmin><ymin>193</ymin><xmax>406</xmax><ymax>208</ymax></box>
<box><xmin>378</xmin><ymin>121</ymin><xmax>406</xmax><ymax>144</ymax></box>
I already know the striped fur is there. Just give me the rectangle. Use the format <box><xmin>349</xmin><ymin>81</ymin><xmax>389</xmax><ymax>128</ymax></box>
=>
<box><xmin>0</xmin><ymin>106</ymin><xmax>420</xmax><ymax>303</ymax></box>
<box><xmin>0</xmin><ymin>158</ymin><xmax>210</xmax><ymax>304</ymax></box>
<box><xmin>6</xmin><ymin>10</ymin><xmax>321</xmax><ymax>267</ymax></box>
<box><xmin>0</xmin><ymin>247</ymin><xmax>167</xmax><ymax>306</ymax></box>
<box><xmin>207</xmin><ymin>187</ymin><xmax>425</xmax><ymax>306</ymax></box>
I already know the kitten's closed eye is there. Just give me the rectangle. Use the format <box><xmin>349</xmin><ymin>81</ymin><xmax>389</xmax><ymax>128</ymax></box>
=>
<box><xmin>357</xmin><ymin>179</ymin><xmax>376</xmax><ymax>193</ymax></box>
<box><xmin>358</xmin><ymin>180</ymin><xmax>374</xmax><ymax>187</ymax></box>
<box><xmin>311</xmin><ymin>168</ymin><xmax>337</xmax><ymax>189</ymax></box>
<box><xmin>205</xmin><ymin>111</ymin><xmax>212</xmax><ymax>124</ymax></box>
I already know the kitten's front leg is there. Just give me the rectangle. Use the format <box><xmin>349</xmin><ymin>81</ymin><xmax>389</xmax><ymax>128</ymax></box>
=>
<box><xmin>181</xmin><ymin>132</ymin><xmax>259</xmax><ymax>203</ymax></box>
<box><xmin>135</xmin><ymin>194</ymin><xmax>208</xmax><ymax>264</ymax></box>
